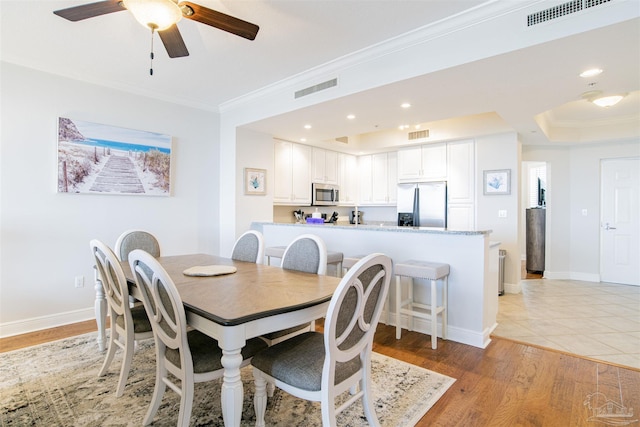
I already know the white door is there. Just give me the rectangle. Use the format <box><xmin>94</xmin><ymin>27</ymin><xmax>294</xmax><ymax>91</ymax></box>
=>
<box><xmin>600</xmin><ymin>158</ymin><xmax>640</xmax><ymax>285</ymax></box>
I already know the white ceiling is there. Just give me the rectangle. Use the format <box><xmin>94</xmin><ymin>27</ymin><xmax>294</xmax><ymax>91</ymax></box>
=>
<box><xmin>1</xmin><ymin>0</ymin><xmax>639</xmax><ymax>148</ymax></box>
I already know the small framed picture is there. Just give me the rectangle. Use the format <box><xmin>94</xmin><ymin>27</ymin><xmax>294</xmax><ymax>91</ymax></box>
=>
<box><xmin>483</xmin><ymin>169</ymin><xmax>511</xmax><ymax>195</ymax></box>
<box><xmin>244</xmin><ymin>168</ymin><xmax>266</xmax><ymax>195</ymax></box>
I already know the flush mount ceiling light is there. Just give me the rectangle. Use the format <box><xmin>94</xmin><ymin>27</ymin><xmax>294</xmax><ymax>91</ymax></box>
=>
<box><xmin>400</xmin><ymin>103</ymin><xmax>411</xmax><ymax>109</ymax></box>
<box><xmin>123</xmin><ymin>0</ymin><xmax>182</xmax><ymax>31</ymax></box>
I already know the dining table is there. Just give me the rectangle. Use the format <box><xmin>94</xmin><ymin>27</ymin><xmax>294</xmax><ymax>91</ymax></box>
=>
<box><xmin>101</xmin><ymin>253</ymin><xmax>341</xmax><ymax>427</ymax></box>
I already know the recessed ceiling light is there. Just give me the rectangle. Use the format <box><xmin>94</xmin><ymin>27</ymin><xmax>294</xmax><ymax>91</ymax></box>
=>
<box><xmin>346</xmin><ymin>114</ymin><xmax>355</xmax><ymax>120</ymax></box>
<box><xmin>300</xmin><ymin>138</ymin><xmax>307</xmax><ymax>142</ymax></box>
<box><xmin>304</xmin><ymin>124</ymin><xmax>312</xmax><ymax>129</ymax></box>
<box><xmin>580</xmin><ymin>68</ymin><xmax>603</xmax><ymax>78</ymax></box>
<box><xmin>400</xmin><ymin>103</ymin><xmax>411</xmax><ymax>109</ymax></box>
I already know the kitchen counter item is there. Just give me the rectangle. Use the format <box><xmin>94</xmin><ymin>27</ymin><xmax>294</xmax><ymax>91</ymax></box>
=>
<box><xmin>350</xmin><ymin>210</ymin><xmax>363</xmax><ymax>224</ymax></box>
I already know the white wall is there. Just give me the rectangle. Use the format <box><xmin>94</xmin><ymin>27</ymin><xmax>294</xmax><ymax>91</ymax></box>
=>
<box><xmin>522</xmin><ymin>139</ymin><xmax>640</xmax><ymax>281</ymax></box>
<box><xmin>475</xmin><ymin>132</ymin><xmax>520</xmax><ymax>287</ymax></box>
<box><xmin>235</xmin><ymin>128</ymin><xmax>274</xmax><ymax>236</ymax></box>
<box><xmin>0</xmin><ymin>62</ymin><xmax>219</xmax><ymax>336</ymax></box>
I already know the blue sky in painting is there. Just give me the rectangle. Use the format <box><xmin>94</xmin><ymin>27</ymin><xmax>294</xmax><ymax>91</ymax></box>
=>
<box><xmin>71</xmin><ymin>119</ymin><xmax>171</xmax><ymax>149</ymax></box>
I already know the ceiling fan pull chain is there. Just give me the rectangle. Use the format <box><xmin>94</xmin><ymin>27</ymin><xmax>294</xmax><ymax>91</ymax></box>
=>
<box><xmin>149</xmin><ymin>25</ymin><xmax>156</xmax><ymax>76</ymax></box>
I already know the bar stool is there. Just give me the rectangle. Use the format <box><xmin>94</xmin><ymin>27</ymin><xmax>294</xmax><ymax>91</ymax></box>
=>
<box><xmin>395</xmin><ymin>260</ymin><xmax>449</xmax><ymax>349</ymax></box>
<box><xmin>265</xmin><ymin>246</ymin><xmax>344</xmax><ymax>277</ymax></box>
<box><xmin>341</xmin><ymin>254</ymin><xmax>367</xmax><ymax>276</ymax></box>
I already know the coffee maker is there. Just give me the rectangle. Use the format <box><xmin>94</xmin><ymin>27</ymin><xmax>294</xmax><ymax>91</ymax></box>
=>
<box><xmin>349</xmin><ymin>210</ymin><xmax>363</xmax><ymax>224</ymax></box>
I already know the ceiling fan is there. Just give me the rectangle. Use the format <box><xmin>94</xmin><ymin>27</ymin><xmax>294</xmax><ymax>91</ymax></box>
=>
<box><xmin>53</xmin><ymin>0</ymin><xmax>259</xmax><ymax>59</ymax></box>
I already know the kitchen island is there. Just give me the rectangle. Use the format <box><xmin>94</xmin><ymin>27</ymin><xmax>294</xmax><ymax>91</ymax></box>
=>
<box><xmin>252</xmin><ymin>221</ymin><xmax>499</xmax><ymax>349</ymax></box>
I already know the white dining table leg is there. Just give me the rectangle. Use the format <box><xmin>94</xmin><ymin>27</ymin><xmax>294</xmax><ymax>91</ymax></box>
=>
<box><xmin>221</xmin><ymin>348</ymin><xmax>244</xmax><ymax>427</ymax></box>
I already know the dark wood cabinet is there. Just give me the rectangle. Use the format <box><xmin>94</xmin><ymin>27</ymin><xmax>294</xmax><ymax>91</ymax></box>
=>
<box><xmin>526</xmin><ymin>208</ymin><xmax>545</xmax><ymax>274</ymax></box>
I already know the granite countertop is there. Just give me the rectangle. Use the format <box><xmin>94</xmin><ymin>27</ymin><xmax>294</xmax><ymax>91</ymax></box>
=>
<box><xmin>255</xmin><ymin>221</ymin><xmax>492</xmax><ymax>236</ymax></box>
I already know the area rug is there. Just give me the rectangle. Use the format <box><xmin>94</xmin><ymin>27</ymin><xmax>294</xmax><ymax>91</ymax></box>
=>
<box><xmin>0</xmin><ymin>333</ymin><xmax>455</xmax><ymax>426</ymax></box>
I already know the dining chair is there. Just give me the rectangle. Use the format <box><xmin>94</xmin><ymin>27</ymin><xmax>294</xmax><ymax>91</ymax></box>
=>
<box><xmin>89</xmin><ymin>239</ymin><xmax>154</xmax><ymax>397</ymax></box>
<box><xmin>281</xmin><ymin>233</ymin><xmax>327</xmax><ymax>275</ymax></box>
<box><xmin>231</xmin><ymin>230</ymin><xmax>265</xmax><ymax>264</ymax></box>
<box><xmin>260</xmin><ymin>234</ymin><xmax>327</xmax><ymax>346</ymax></box>
<box><xmin>128</xmin><ymin>249</ymin><xmax>268</xmax><ymax>427</ymax></box>
<box><xmin>113</xmin><ymin>229</ymin><xmax>161</xmax><ymax>310</ymax></box>
<box><xmin>251</xmin><ymin>253</ymin><xmax>392</xmax><ymax>427</ymax></box>
<box><xmin>114</xmin><ymin>229</ymin><xmax>161</xmax><ymax>261</ymax></box>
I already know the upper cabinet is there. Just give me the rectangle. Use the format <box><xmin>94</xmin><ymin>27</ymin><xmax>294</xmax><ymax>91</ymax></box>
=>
<box><xmin>337</xmin><ymin>153</ymin><xmax>358</xmax><ymax>205</ymax></box>
<box><xmin>359</xmin><ymin>151</ymin><xmax>397</xmax><ymax>205</ymax></box>
<box><xmin>312</xmin><ymin>147</ymin><xmax>338</xmax><ymax>184</ymax></box>
<box><xmin>273</xmin><ymin>140</ymin><xmax>312</xmax><ymax>205</ymax></box>
<box><xmin>397</xmin><ymin>143</ymin><xmax>447</xmax><ymax>182</ymax></box>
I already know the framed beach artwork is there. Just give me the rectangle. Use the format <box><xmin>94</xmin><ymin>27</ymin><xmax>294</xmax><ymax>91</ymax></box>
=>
<box><xmin>57</xmin><ymin>117</ymin><xmax>172</xmax><ymax>195</ymax></box>
<box><xmin>483</xmin><ymin>169</ymin><xmax>511</xmax><ymax>195</ymax></box>
<box><xmin>244</xmin><ymin>168</ymin><xmax>266</xmax><ymax>195</ymax></box>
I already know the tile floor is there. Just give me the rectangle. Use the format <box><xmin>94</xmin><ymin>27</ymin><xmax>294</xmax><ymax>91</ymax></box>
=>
<box><xmin>493</xmin><ymin>278</ymin><xmax>640</xmax><ymax>370</ymax></box>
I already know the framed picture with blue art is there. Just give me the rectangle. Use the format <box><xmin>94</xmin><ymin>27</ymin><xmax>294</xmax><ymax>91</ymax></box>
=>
<box><xmin>483</xmin><ymin>169</ymin><xmax>511</xmax><ymax>195</ymax></box>
<box><xmin>244</xmin><ymin>168</ymin><xmax>266</xmax><ymax>195</ymax></box>
<box><xmin>57</xmin><ymin>117</ymin><xmax>172</xmax><ymax>196</ymax></box>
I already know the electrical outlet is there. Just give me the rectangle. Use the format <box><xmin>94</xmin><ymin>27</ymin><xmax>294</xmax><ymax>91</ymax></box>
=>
<box><xmin>75</xmin><ymin>276</ymin><xmax>84</xmax><ymax>288</ymax></box>
<box><xmin>498</xmin><ymin>210</ymin><xmax>507</xmax><ymax>218</ymax></box>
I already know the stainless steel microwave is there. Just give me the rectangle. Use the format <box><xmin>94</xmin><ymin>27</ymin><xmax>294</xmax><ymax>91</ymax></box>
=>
<box><xmin>312</xmin><ymin>183</ymin><xmax>340</xmax><ymax>206</ymax></box>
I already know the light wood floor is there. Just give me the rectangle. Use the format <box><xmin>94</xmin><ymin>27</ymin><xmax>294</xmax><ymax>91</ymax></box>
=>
<box><xmin>2</xmin><ymin>320</ymin><xmax>639</xmax><ymax>426</ymax></box>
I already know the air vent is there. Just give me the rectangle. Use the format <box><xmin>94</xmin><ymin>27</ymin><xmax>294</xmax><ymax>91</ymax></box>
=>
<box><xmin>294</xmin><ymin>78</ymin><xmax>338</xmax><ymax>99</ymax></box>
<box><xmin>408</xmin><ymin>130</ymin><xmax>429</xmax><ymax>140</ymax></box>
<box><xmin>527</xmin><ymin>0</ymin><xmax>610</xmax><ymax>26</ymax></box>
<box><xmin>335</xmin><ymin>136</ymin><xmax>348</xmax><ymax>144</ymax></box>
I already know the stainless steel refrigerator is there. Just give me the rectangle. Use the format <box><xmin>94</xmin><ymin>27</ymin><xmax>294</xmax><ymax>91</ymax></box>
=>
<box><xmin>397</xmin><ymin>182</ymin><xmax>447</xmax><ymax>227</ymax></box>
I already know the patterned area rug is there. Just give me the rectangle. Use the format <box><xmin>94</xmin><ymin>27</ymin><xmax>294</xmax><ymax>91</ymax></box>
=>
<box><xmin>0</xmin><ymin>333</ymin><xmax>455</xmax><ymax>426</ymax></box>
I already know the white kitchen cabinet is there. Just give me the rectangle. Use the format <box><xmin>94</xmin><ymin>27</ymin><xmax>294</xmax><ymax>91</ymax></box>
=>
<box><xmin>447</xmin><ymin>139</ymin><xmax>475</xmax><ymax>229</ymax></box>
<box><xmin>397</xmin><ymin>143</ymin><xmax>447</xmax><ymax>182</ymax></box>
<box><xmin>359</xmin><ymin>151</ymin><xmax>397</xmax><ymax>205</ymax></box>
<box><xmin>358</xmin><ymin>155</ymin><xmax>373</xmax><ymax>204</ymax></box>
<box><xmin>312</xmin><ymin>147</ymin><xmax>338</xmax><ymax>184</ymax></box>
<box><xmin>447</xmin><ymin>204</ymin><xmax>475</xmax><ymax>230</ymax></box>
<box><xmin>447</xmin><ymin>140</ymin><xmax>475</xmax><ymax>204</ymax></box>
<box><xmin>273</xmin><ymin>140</ymin><xmax>312</xmax><ymax>205</ymax></box>
<box><xmin>338</xmin><ymin>153</ymin><xmax>358</xmax><ymax>205</ymax></box>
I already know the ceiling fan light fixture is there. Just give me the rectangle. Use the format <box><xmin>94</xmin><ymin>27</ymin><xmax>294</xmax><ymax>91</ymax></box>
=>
<box><xmin>123</xmin><ymin>0</ymin><xmax>182</xmax><ymax>31</ymax></box>
<box><xmin>592</xmin><ymin>95</ymin><xmax>624</xmax><ymax>108</ymax></box>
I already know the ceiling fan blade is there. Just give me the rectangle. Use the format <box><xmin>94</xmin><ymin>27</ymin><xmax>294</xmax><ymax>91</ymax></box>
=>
<box><xmin>53</xmin><ymin>0</ymin><xmax>125</xmax><ymax>21</ymax></box>
<box><xmin>180</xmin><ymin>1</ymin><xmax>259</xmax><ymax>41</ymax></box>
<box><xmin>159</xmin><ymin>25</ymin><xmax>190</xmax><ymax>58</ymax></box>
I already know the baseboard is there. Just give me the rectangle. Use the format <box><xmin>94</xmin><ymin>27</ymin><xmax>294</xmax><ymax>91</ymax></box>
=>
<box><xmin>383</xmin><ymin>309</ymin><xmax>488</xmax><ymax>349</ymax></box>
<box><xmin>543</xmin><ymin>270</ymin><xmax>600</xmax><ymax>282</ymax></box>
<box><xmin>0</xmin><ymin>307</ymin><xmax>95</xmax><ymax>338</ymax></box>
<box><xmin>503</xmin><ymin>281</ymin><xmax>522</xmax><ymax>294</ymax></box>
<box><xmin>569</xmin><ymin>272</ymin><xmax>601</xmax><ymax>282</ymax></box>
